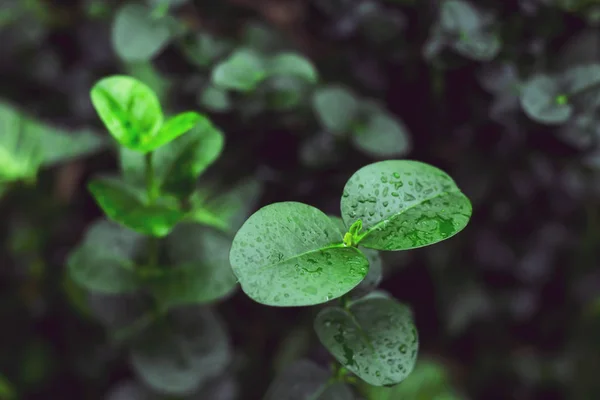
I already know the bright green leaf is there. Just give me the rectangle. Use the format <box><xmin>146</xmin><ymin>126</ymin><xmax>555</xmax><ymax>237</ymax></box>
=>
<box><xmin>188</xmin><ymin>178</ymin><xmax>262</xmax><ymax>233</ymax></box>
<box><xmin>341</xmin><ymin>160</ymin><xmax>472</xmax><ymax>251</ymax></box>
<box><xmin>312</xmin><ymin>85</ymin><xmax>360</xmax><ymax>134</ymax></box>
<box><xmin>88</xmin><ymin>176</ymin><xmax>185</xmax><ymax>237</ymax></box>
<box><xmin>152</xmin><ymin>111</ymin><xmax>205</xmax><ymax>151</ymax></box>
<box><xmin>90</xmin><ymin>75</ymin><xmax>164</xmax><ymax>152</ymax></box>
<box><xmin>314</xmin><ymin>296</ymin><xmax>419</xmax><ymax>386</ymax></box>
<box><xmin>520</xmin><ymin>74</ymin><xmax>573</xmax><ymax>124</ymax></box>
<box><xmin>66</xmin><ymin>220</ymin><xmax>143</xmax><ymax>294</ymax></box>
<box><xmin>0</xmin><ymin>110</ymin><xmax>42</xmax><ymax>184</ymax></box>
<box><xmin>267</xmin><ymin>52</ymin><xmax>318</xmax><ymax>83</ymax></box>
<box><xmin>145</xmin><ymin>224</ymin><xmax>237</xmax><ymax>309</ymax></box>
<box><xmin>211</xmin><ymin>48</ymin><xmax>268</xmax><ymax>92</ymax></box>
<box><xmin>264</xmin><ymin>359</ymin><xmax>354</xmax><ymax>400</ymax></box>
<box><xmin>112</xmin><ymin>3</ymin><xmax>172</xmax><ymax>62</ymax></box>
<box><xmin>351</xmin><ymin>110</ymin><xmax>411</xmax><ymax>157</ymax></box>
<box><xmin>130</xmin><ymin>306</ymin><xmax>231</xmax><ymax>395</ymax></box>
<box><xmin>155</xmin><ymin>117</ymin><xmax>224</xmax><ymax>197</ymax></box>
<box><xmin>229</xmin><ymin>202</ymin><xmax>369</xmax><ymax>307</ymax></box>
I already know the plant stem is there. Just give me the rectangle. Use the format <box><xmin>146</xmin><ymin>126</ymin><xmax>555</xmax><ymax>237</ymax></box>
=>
<box><xmin>145</xmin><ymin>151</ymin><xmax>157</xmax><ymax>202</ymax></box>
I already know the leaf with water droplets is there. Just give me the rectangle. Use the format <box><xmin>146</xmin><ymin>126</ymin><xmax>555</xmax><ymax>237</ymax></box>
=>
<box><xmin>130</xmin><ymin>306</ymin><xmax>231</xmax><ymax>395</ymax></box>
<box><xmin>66</xmin><ymin>220</ymin><xmax>143</xmax><ymax>294</ymax></box>
<box><xmin>264</xmin><ymin>359</ymin><xmax>354</xmax><ymax>400</ymax></box>
<box><xmin>314</xmin><ymin>296</ymin><xmax>419</xmax><ymax>386</ymax></box>
<box><xmin>341</xmin><ymin>160</ymin><xmax>472</xmax><ymax>251</ymax></box>
<box><xmin>329</xmin><ymin>216</ymin><xmax>382</xmax><ymax>298</ymax></box>
<box><xmin>230</xmin><ymin>202</ymin><xmax>369</xmax><ymax>307</ymax></box>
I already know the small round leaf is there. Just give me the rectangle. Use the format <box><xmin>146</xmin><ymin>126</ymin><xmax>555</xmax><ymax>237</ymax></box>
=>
<box><xmin>90</xmin><ymin>75</ymin><xmax>164</xmax><ymax>152</ymax></box>
<box><xmin>112</xmin><ymin>4</ymin><xmax>172</xmax><ymax>62</ymax></box>
<box><xmin>520</xmin><ymin>74</ymin><xmax>573</xmax><ymax>124</ymax></box>
<box><xmin>211</xmin><ymin>48</ymin><xmax>267</xmax><ymax>92</ymax></box>
<box><xmin>312</xmin><ymin>85</ymin><xmax>360</xmax><ymax>134</ymax></box>
<box><xmin>341</xmin><ymin>160</ymin><xmax>472</xmax><ymax>251</ymax></box>
<box><xmin>267</xmin><ymin>53</ymin><xmax>318</xmax><ymax>83</ymax></box>
<box><xmin>314</xmin><ymin>296</ymin><xmax>419</xmax><ymax>386</ymax></box>
<box><xmin>229</xmin><ymin>202</ymin><xmax>369</xmax><ymax>307</ymax></box>
<box><xmin>351</xmin><ymin>111</ymin><xmax>411</xmax><ymax>157</ymax></box>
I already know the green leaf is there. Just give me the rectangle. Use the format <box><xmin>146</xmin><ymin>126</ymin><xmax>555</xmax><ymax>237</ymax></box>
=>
<box><xmin>267</xmin><ymin>53</ymin><xmax>318</xmax><ymax>83</ymax></box>
<box><xmin>341</xmin><ymin>160</ymin><xmax>472</xmax><ymax>251</ymax></box>
<box><xmin>312</xmin><ymin>86</ymin><xmax>360</xmax><ymax>134</ymax></box>
<box><xmin>37</xmin><ymin>127</ymin><xmax>108</xmax><ymax>167</ymax></box>
<box><xmin>90</xmin><ymin>75</ymin><xmax>164</xmax><ymax>152</ymax></box>
<box><xmin>112</xmin><ymin>3</ymin><xmax>172</xmax><ymax>62</ymax></box>
<box><xmin>0</xmin><ymin>102</ymin><xmax>43</xmax><ymax>183</ymax></box>
<box><xmin>520</xmin><ymin>74</ymin><xmax>573</xmax><ymax>124</ymax></box>
<box><xmin>329</xmin><ymin>216</ymin><xmax>383</xmax><ymax>299</ymax></box>
<box><xmin>314</xmin><ymin>296</ymin><xmax>419</xmax><ymax>386</ymax></box>
<box><xmin>358</xmin><ymin>359</ymin><xmax>462</xmax><ymax>400</ymax></box>
<box><xmin>351</xmin><ymin>110</ymin><xmax>411</xmax><ymax>157</ymax></box>
<box><xmin>229</xmin><ymin>202</ymin><xmax>369</xmax><ymax>307</ymax></box>
<box><xmin>211</xmin><ymin>48</ymin><xmax>268</xmax><ymax>92</ymax></box>
<box><xmin>560</xmin><ymin>63</ymin><xmax>600</xmax><ymax>111</ymax></box>
<box><xmin>264</xmin><ymin>359</ymin><xmax>354</xmax><ymax>400</ymax></box>
<box><xmin>199</xmin><ymin>85</ymin><xmax>232</xmax><ymax>112</ymax></box>
<box><xmin>145</xmin><ymin>224</ymin><xmax>237</xmax><ymax>309</ymax></box>
<box><xmin>66</xmin><ymin>220</ymin><xmax>143</xmax><ymax>294</ymax></box>
<box><xmin>181</xmin><ymin>32</ymin><xmax>232</xmax><ymax>67</ymax></box>
<box><xmin>452</xmin><ymin>30</ymin><xmax>501</xmax><ymax>61</ymax></box>
<box><xmin>440</xmin><ymin>0</ymin><xmax>486</xmax><ymax>34</ymax></box>
<box><xmin>266</xmin><ymin>76</ymin><xmax>306</xmax><ymax>111</ymax></box>
<box><xmin>155</xmin><ymin>117</ymin><xmax>224</xmax><ymax>197</ymax></box>
<box><xmin>88</xmin><ymin>176</ymin><xmax>185</xmax><ymax>237</ymax></box>
<box><xmin>188</xmin><ymin>178</ymin><xmax>263</xmax><ymax>233</ymax></box>
<box><xmin>130</xmin><ymin>306</ymin><xmax>231</xmax><ymax>395</ymax></box>
<box><xmin>152</xmin><ymin>111</ymin><xmax>206</xmax><ymax>151</ymax></box>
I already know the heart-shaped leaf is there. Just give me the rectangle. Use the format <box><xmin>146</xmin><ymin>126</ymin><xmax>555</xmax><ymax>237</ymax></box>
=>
<box><xmin>67</xmin><ymin>220</ymin><xmax>143</xmax><ymax>294</ymax></box>
<box><xmin>211</xmin><ymin>48</ymin><xmax>267</xmax><ymax>92</ymax></box>
<box><xmin>90</xmin><ymin>75</ymin><xmax>164</xmax><ymax>152</ymax></box>
<box><xmin>341</xmin><ymin>160</ymin><xmax>472</xmax><ymax>251</ymax></box>
<box><xmin>88</xmin><ymin>176</ymin><xmax>185</xmax><ymax>237</ymax></box>
<box><xmin>144</xmin><ymin>224</ymin><xmax>237</xmax><ymax>309</ymax></box>
<box><xmin>130</xmin><ymin>306</ymin><xmax>231</xmax><ymax>395</ymax></box>
<box><xmin>520</xmin><ymin>74</ymin><xmax>573</xmax><ymax>124</ymax></box>
<box><xmin>229</xmin><ymin>202</ymin><xmax>369</xmax><ymax>306</ymax></box>
<box><xmin>264</xmin><ymin>359</ymin><xmax>355</xmax><ymax>400</ymax></box>
<box><xmin>112</xmin><ymin>3</ymin><xmax>172</xmax><ymax>62</ymax></box>
<box><xmin>314</xmin><ymin>295</ymin><xmax>419</xmax><ymax>386</ymax></box>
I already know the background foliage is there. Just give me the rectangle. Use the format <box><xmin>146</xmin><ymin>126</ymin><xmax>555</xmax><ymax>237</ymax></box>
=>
<box><xmin>1</xmin><ymin>0</ymin><xmax>600</xmax><ymax>399</ymax></box>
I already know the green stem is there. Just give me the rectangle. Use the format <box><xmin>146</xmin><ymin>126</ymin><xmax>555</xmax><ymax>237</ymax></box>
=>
<box><xmin>145</xmin><ymin>151</ymin><xmax>157</xmax><ymax>202</ymax></box>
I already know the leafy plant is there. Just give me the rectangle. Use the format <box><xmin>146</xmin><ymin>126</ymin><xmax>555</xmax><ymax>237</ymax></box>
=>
<box><xmin>66</xmin><ymin>75</ymin><xmax>260</xmax><ymax>395</ymax></box>
<box><xmin>230</xmin><ymin>159</ymin><xmax>472</xmax><ymax>389</ymax></box>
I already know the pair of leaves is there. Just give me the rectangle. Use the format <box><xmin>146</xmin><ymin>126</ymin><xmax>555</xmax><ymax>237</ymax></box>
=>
<box><xmin>68</xmin><ymin>220</ymin><xmax>237</xmax><ymax>309</ymax></box>
<box><xmin>520</xmin><ymin>64</ymin><xmax>600</xmax><ymax>125</ymax></box>
<box><xmin>211</xmin><ymin>49</ymin><xmax>318</xmax><ymax>93</ymax></box>
<box><xmin>229</xmin><ymin>160</ymin><xmax>472</xmax><ymax>308</ymax></box>
<box><xmin>314</xmin><ymin>292</ymin><xmax>419</xmax><ymax>387</ymax></box>
<box><xmin>311</xmin><ymin>86</ymin><xmax>411</xmax><ymax>157</ymax></box>
<box><xmin>0</xmin><ymin>101</ymin><xmax>107</xmax><ymax>184</ymax></box>
<box><xmin>90</xmin><ymin>75</ymin><xmax>208</xmax><ymax>153</ymax></box>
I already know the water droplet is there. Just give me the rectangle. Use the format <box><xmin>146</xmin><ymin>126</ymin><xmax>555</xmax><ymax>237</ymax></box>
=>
<box><xmin>393</xmin><ymin>172</ymin><xmax>401</xmax><ymax>178</ymax></box>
